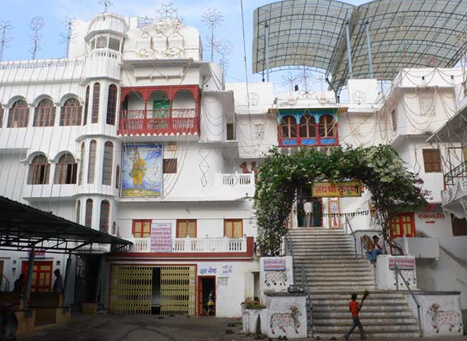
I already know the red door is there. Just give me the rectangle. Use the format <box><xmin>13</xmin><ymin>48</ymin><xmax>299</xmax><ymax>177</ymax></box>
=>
<box><xmin>21</xmin><ymin>261</ymin><xmax>53</xmax><ymax>293</ymax></box>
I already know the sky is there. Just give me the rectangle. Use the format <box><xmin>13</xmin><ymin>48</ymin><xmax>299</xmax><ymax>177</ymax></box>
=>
<box><xmin>0</xmin><ymin>0</ymin><xmax>368</xmax><ymax>89</ymax></box>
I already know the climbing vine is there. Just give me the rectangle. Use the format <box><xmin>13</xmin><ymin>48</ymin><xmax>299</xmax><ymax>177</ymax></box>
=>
<box><xmin>254</xmin><ymin>145</ymin><xmax>428</xmax><ymax>256</ymax></box>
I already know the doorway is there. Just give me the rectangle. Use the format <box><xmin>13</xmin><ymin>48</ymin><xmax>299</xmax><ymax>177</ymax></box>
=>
<box><xmin>297</xmin><ymin>185</ymin><xmax>323</xmax><ymax>227</ymax></box>
<box><xmin>21</xmin><ymin>261</ymin><xmax>53</xmax><ymax>293</ymax></box>
<box><xmin>198</xmin><ymin>276</ymin><xmax>215</xmax><ymax>316</ymax></box>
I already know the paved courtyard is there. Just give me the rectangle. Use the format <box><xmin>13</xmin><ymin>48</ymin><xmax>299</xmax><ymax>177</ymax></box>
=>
<box><xmin>16</xmin><ymin>314</ymin><xmax>467</xmax><ymax>341</ymax></box>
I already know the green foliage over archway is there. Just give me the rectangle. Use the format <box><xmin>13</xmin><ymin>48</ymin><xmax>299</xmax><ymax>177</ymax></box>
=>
<box><xmin>254</xmin><ymin>145</ymin><xmax>427</xmax><ymax>256</ymax></box>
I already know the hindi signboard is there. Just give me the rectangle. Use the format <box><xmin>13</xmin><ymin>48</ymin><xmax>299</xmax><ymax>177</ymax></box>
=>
<box><xmin>150</xmin><ymin>222</ymin><xmax>172</xmax><ymax>253</ymax></box>
<box><xmin>263</xmin><ymin>258</ymin><xmax>286</xmax><ymax>271</ymax></box>
<box><xmin>389</xmin><ymin>257</ymin><xmax>415</xmax><ymax>270</ymax></box>
<box><xmin>312</xmin><ymin>181</ymin><xmax>361</xmax><ymax>197</ymax></box>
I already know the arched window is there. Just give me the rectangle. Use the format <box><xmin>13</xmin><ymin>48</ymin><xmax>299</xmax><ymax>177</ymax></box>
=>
<box><xmin>34</xmin><ymin>98</ymin><xmax>55</xmax><ymax>127</ymax></box>
<box><xmin>280</xmin><ymin>116</ymin><xmax>297</xmax><ymax>138</ymax></box>
<box><xmin>319</xmin><ymin>114</ymin><xmax>336</xmax><ymax>138</ymax></box>
<box><xmin>299</xmin><ymin>115</ymin><xmax>317</xmax><ymax>138</ymax></box>
<box><xmin>78</xmin><ymin>142</ymin><xmax>85</xmax><ymax>185</ymax></box>
<box><xmin>112</xmin><ymin>222</ymin><xmax>117</xmax><ymax>235</ymax></box>
<box><xmin>85</xmin><ymin>199</ymin><xmax>93</xmax><ymax>228</ymax></box>
<box><xmin>28</xmin><ymin>155</ymin><xmax>50</xmax><ymax>184</ymax></box>
<box><xmin>99</xmin><ymin>200</ymin><xmax>110</xmax><ymax>233</ymax></box>
<box><xmin>102</xmin><ymin>141</ymin><xmax>113</xmax><ymax>186</ymax></box>
<box><xmin>0</xmin><ymin>103</ymin><xmax>4</xmax><ymax>127</ymax></box>
<box><xmin>88</xmin><ymin>140</ymin><xmax>97</xmax><ymax>184</ymax></box>
<box><xmin>8</xmin><ymin>99</ymin><xmax>29</xmax><ymax>128</ymax></box>
<box><xmin>92</xmin><ymin>83</ymin><xmax>100</xmax><ymax>123</ymax></box>
<box><xmin>76</xmin><ymin>200</ymin><xmax>81</xmax><ymax>224</ymax></box>
<box><xmin>106</xmin><ymin>84</ymin><xmax>117</xmax><ymax>125</ymax></box>
<box><xmin>83</xmin><ymin>86</ymin><xmax>90</xmax><ymax>125</ymax></box>
<box><xmin>54</xmin><ymin>153</ymin><xmax>77</xmax><ymax>184</ymax></box>
<box><xmin>115</xmin><ymin>165</ymin><xmax>120</xmax><ymax>189</ymax></box>
<box><xmin>60</xmin><ymin>98</ymin><xmax>82</xmax><ymax>126</ymax></box>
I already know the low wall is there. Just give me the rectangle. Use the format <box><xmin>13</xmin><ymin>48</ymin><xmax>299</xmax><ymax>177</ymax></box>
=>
<box><xmin>264</xmin><ymin>293</ymin><xmax>307</xmax><ymax>339</ymax></box>
<box><xmin>242</xmin><ymin>308</ymin><xmax>267</xmax><ymax>335</ymax></box>
<box><xmin>376</xmin><ymin>255</ymin><xmax>417</xmax><ymax>290</ymax></box>
<box><xmin>405</xmin><ymin>292</ymin><xmax>463</xmax><ymax>337</ymax></box>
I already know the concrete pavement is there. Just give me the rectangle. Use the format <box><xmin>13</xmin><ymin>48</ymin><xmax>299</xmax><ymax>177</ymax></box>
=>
<box><xmin>16</xmin><ymin>314</ymin><xmax>467</xmax><ymax>341</ymax></box>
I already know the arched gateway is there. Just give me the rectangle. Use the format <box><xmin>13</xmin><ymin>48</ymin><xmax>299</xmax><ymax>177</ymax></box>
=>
<box><xmin>254</xmin><ymin>145</ymin><xmax>427</xmax><ymax>256</ymax></box>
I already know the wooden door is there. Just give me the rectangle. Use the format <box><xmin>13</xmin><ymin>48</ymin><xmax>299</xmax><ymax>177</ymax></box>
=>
<box><xmin>21</xmin><ymin>261</ymin><xmax>53</xmax><ymax>293</ymax></box>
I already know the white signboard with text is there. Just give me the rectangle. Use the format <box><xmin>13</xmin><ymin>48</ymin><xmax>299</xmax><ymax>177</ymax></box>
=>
<box><xmin>150</xmin><ymin>222</ymin><xmax>172</xmax><ymax>252</ymax></box>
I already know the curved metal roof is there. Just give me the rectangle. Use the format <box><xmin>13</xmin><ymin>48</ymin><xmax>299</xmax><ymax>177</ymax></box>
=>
<box><xmin>253</xmin><ymin>0</ymin><xmax>467</xmax><ymax>92</ymax></box>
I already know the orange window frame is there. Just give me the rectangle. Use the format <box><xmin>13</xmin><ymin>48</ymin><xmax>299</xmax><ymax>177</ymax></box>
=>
<box><xmin>132</xmin><ymin>219</ymin><xmax>151</xmax><ymax>238</ymax></box>
<box><xmin>390</xmin><ymin>213</ymin><xmax>416</xmax><ymax>238</ymax></box>
<box><xmin>224</xmin><ymin>219</ymin><xmax>243</xmax><ymax>238</ymax></box>
<box><xmin>176</xmin><ymin>220</ymin><xmax>197</xmax><ymax>238</ymax></box>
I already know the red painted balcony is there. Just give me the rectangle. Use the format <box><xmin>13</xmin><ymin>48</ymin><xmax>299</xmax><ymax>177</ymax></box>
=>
<box><xmin>118</xmin><ymin>85</ymin><xmax>200</xmax><ymax>137</ymax></box>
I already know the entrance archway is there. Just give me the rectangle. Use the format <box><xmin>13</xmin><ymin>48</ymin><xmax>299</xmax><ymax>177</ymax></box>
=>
<box><xmin>254</xmin><ymin>145</ymin><xmax>427</xmax><ymax>256</ymax></box>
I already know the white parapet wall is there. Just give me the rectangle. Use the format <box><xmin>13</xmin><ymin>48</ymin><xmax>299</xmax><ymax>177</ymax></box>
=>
<box><xmin>406</xmin><ymin>292</ymin><xmax>463</xmax><ymax>337</ymax></box>
<box><xmin>376</xmin><ymin>255</ymin><xmax>418</xmax><ymax>290</ymax></box>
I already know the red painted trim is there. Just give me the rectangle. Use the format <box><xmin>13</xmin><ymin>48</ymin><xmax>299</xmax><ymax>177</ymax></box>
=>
<box><xmin>118</xmin><ymin>85</ymin><xmax>200</xmax><ymax>136</ymax></box>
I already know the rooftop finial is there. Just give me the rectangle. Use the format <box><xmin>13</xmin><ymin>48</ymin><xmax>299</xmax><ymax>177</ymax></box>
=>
<box><xmin>59</xmin><ymin>17</ymin><xmax>76</xmax><ymax>58</ymax></box>
<box><xmin>0</xmin><ymin>21</ymin><xmax>13</xmax><ymax>61</ymax></box>
<box><xmin>30</xmin><ymin>17</ymin><xmax>45</xmax><ymax>60</ymax></box>
<box><xmin>157</xmin><ymin>3</ymin><xmax>178</xmax><ymax>20</ymax></box>
<box><xmin>99</xmin><ymin>0</ymin><xmax>113</xmax><ymax>13</ymax></box>
<box><xmin>202</xmin><ymin>8</ymin><xmax>223</xmax><ymax>62</ymax></box>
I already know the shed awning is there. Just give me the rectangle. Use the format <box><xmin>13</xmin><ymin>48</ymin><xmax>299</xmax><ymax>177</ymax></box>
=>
<box><xmin>0</xmin><ymin>196</ymin><xmax>132</xmax><ymax>253</ymax></box>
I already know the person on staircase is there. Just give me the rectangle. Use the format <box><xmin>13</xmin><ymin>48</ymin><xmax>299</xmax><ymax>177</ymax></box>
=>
<box><xmin>366</xmin><ymin>235</ymin><xmax>383</xmax><ymax>264</ymax></box>
<box><xmin>344</xmin><ymin>293</ymin><xmax>367</xmax><ymax>341</ymax></box>
<box><xmin>304</xmin><ymin>199</ymin><xmax>312</xmax><ymax>227</ymax></box>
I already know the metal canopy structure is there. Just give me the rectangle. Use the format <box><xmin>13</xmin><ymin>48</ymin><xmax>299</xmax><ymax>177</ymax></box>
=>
<box><xmin>253</xmin><ymin>0</ymin><xmax>467</xmax><ymax>92</ymax></box>
<box><xmin>427</xmin><ymin>104</ymin><xmax>467</xmax><ymax>143</ymax></box>
<box><xmin>0</xmin><ymin>196</ymin><xmax>132</xmax><ymax>253</ymax></box>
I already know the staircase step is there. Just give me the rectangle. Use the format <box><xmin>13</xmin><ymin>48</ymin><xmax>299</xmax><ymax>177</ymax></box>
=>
<box><xmin>314</xmin><ymin>311</ymin><xmax>415</xmax><ymax>318</ymax></box>
<box><xmin>313</xmin><ymin>324</ymin><xmax>419</xmax><ymax>332</ymax></box>
<box><xmin>313</xmin><ymin>318</ymin><xmax>418</xmax><ymax>326</ymax></box>
<box><xmin>314</xmin><ymin>332</ymin><xmax>420</xmax><ymax>339</ymax></box>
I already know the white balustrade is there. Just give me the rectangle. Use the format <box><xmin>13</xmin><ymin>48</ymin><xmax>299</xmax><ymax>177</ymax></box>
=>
<box><xmin>220</xmin><ymin>173</ymin><xmax>255</xmax><ymax>186</ymax></box>
<box><xmin>130</xmin><ymin>237</ymin><xmax>247</xmax><ymax>253</ymax></box>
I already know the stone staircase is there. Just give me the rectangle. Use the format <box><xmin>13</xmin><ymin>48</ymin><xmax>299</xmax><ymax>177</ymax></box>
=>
<box><xmin>289</xmin><ymin>227</ymin><xmax>420</xmax><ymax>339</ymax></box>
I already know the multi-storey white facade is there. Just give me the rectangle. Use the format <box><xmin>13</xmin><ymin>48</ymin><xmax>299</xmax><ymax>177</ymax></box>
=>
<box><xmin>1</xmin><ymin>9</ymin><xmax>467</xmax><ymax>316</ymax></box>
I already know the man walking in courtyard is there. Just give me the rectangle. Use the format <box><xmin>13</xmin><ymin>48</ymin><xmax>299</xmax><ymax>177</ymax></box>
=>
<box><xmin>344</xmin><ymin>293</ymin><xmax>367</xmax><ymax>340</ymax></box>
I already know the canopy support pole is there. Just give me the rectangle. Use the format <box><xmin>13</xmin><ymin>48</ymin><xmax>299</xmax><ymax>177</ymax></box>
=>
<box><xmin>265</xmin><ymin>22</ymin><xmax>270</xmax><ymax>82</ymax></box>
<box><xmin>345</xmin><ymin>21</ymin><xmax>353</xmax><ymax>79</ymax></box>
<box><xmin>23</xmin><ymin>246</ymin><xmax>35</xmax><ymax>308</ymax></box>
<box><xmin>63</xmin><ymin>252</ymin><xmax>74</xmax><ymax>306</ymax></box>
<box><xmin>365</xmin><ymin>21</ymin><xmax>374</xmax><ymax>78</ymax></box>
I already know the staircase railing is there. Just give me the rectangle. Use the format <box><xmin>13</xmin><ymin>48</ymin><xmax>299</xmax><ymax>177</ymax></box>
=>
<box><xmin>344</xmin><ymin>215</ymin><xmax>358</xmax><ymax>258</ymax></box>
<box><xmin>394</xmin><ymin>263</ymin><xmax>423</xmax><ymax>337</ymax></box>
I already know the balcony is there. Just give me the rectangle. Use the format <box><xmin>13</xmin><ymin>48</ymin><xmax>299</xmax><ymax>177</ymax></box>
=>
<box><xmin>119</xmin><ymin>109</ymin><xmax>199</xmax><ymax>136</ymax></box>
<box><xmin>130</xmin><ymin>236</ymin><xmax>252</xmax><ymax>254</ymax></box>
<box><xmin>278</xmin><ymin>112</ymin><xmax>339</xmax><ymax>147</ymax></box>
<box><xmin>118</xmin><ymin>85</ymin><xmax>200</xmax><ymax>137</ymax></box>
